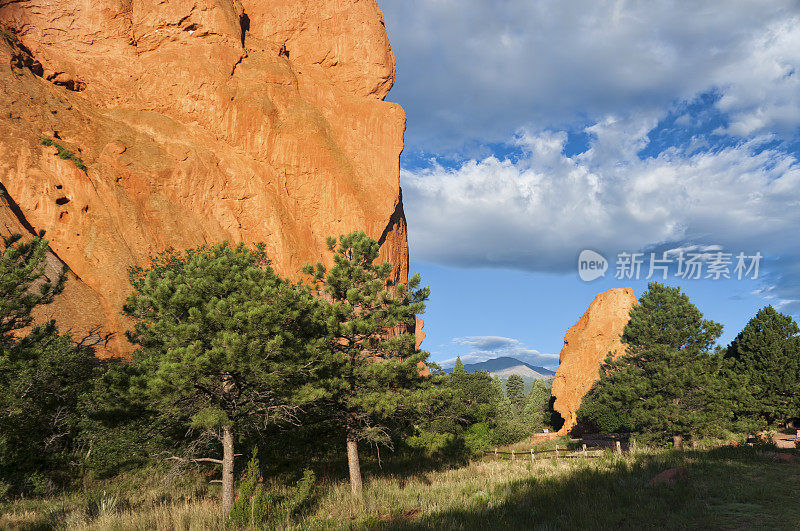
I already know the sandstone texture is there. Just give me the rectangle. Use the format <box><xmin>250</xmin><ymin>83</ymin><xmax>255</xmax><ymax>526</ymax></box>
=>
<box><xmin>551</xmin><ymin>287</ymin><xmax>638</xmax><ymax>433</ymax></box>
<box><xmin>0</xmin><ymin>0</ymin><xmax>409</xmax><ymax>356</ymax></box>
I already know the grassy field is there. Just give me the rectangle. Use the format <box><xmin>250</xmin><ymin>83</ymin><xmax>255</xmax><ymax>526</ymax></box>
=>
<box><xmin>2</xmin><ymin>445</ymin><xmax>798</xmax><ymax>530</ymax></box>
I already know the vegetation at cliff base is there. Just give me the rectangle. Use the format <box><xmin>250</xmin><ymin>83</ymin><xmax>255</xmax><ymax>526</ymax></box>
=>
<box><xmin>578</xmin><ymin>282</ymin><xmax>800</xmax><ymax>443</ymax></box>
<box><xmin>2</xmin><ymin>234</ymin><xmax>799</xmax><ymax>529</ymax></box>
<box><xmin>122</xmin><ymin>242</ymin><xmax>330</xmax><ymax>513</ymax></box>
<box><xmin>578</xmin><ymin>283</ymin><xmax>733</xmax><ymax>440</ymax></box>
<box><xmin>0</xmin><ymin>233</ymin><xmax>98</xmax><ymax>495</ymax></box>
<box><xmin>302</xmin><ymin>232</ymin><xmax>433</xmax><ymax>494</ymax></box>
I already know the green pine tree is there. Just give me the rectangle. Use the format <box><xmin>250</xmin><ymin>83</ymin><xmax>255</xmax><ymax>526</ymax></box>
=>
<box><xmin>522</xmin><ymin>379</ymin><xmax>551</xmax><ymax>432</ymax></box>
<box><xmin>621</xmin><ymin>282</ymin><xmax>722</xmax><ymax>354</ymax></box>
<box><xmin>492</xmin><ymin>390</ymin><xmax>528</xmax><ymax>445</ymax></box>
<box><xmin>455</xmin><ymin>371</ymin><xmax>504</xmax><ymax>452</ymax></box>
<box><xmin>505</xmin><ymin>374</ymin><xmax>526</xmax><ymax>409</ymax></box>
<box><xmin>0</xmin><ymin>233</ymin><xmax>96</xmax><ymax>493</ymax></box>
<box><xmin>491</xmin><ymin>375</ymin><xmax>505</xmax><ymax>399</ymax></box>
<box><xmin>123</xmin><ymin>242</ymin><xmax>327</xmax><ymax>513</ymax></box>
<box><xmin>725</xmin><ymin>306</ymin><xmax>800</xmax><ymax>427</ymax></box>
<box><xmin>0</xmin><ymin>232</ymin><xmax>64</xmax><ymax>347</ymax></box>
<box><xmin>578</xmin><ymin>282</ymin><xmax>732</xmax><ymax>442</ymax></box>
<box><xmin>303</xmin><ymin>232</ymin><xmax>430</xmax><ymax>494</ymax></box>
<box><xmin>452</xmin><ymin>356</ymin><xmax>466</xmax><ymax>377</ymax></box>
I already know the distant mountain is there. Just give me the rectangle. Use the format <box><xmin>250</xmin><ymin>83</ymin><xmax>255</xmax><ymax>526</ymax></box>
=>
<box><xmin>446</xmin><ymin>356</ymin><xmax>556</xmax><ymax>381</ymax></box>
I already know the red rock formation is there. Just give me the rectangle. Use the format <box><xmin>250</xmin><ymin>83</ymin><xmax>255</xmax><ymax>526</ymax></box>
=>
<box><xmin>551</xmin><ymin>287</ymin><xmax>638</xmax><ymax>433</ymax></box>
<box><xmin>0</xmin><ymin>1</ymin><xmax>410</xmax><ymax>356</ymax></box>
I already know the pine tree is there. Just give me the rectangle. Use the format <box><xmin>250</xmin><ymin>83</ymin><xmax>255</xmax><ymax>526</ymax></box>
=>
<box><xmin>492</xmin><ymin>390</ymin><xmax>528</xmax><ymax>445</ymax></box>
<box><xmin>522</xmin><ymin>379</ymin><xmax>551</xmax><ymax>432</ymax></box>
<box><xmin>621</xmin><ymin>282</ymin><xmax>722</xmax><ymax>355</ymax></box>
<box><xmin>0</xmin><ymin>233</ymin><xmax>95</xmax><ymax>492</ymax></box>
<box><xmin>0</xmin><ymin>232</ymin><xmax>64</xmax><ymax>347</ymax></box>
<box><xmin>578</xmin><ymin>282</ymin><xmax>732</xmax><ymax>441</ymax></box>
<box><xmin>452</xmin><ymin>356</ymin><xmax>466</xmax><ymax>377</ymax></box>
<box><xmin>124</xmin><ymin>242</ymin><xmax>327</xmax><ymax>513</ymax></box>
<box><xmin>446</xmin><ymin>369</ymin><xmax>501</xmax><ymax>427</ymax></box>
<box><xmin>505</xmin><ymin>374</ymin><xmax>526</xmax><ymax>409</ymax></box>
<box><xmin>304</xmin><ymin>232</ymin><xmax>430</xmax><ymax>494</ymax></box>
<box><xmin>725</xmin><ymin>306</ymin><xmax>800</xmax><ymax>426</ymax></box>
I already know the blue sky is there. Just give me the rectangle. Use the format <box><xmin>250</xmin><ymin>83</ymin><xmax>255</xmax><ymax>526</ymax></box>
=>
<box><xmin>377</xmin><ymin>0</ymin><xmax>800</xmax><ymax>369</ymax></box>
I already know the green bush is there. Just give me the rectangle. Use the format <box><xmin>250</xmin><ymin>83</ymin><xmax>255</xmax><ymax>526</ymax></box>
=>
<box><xmin>406</xmin><ymin>430</ymin><xmax>457</xmax><ymax>456</ymax></box>
<box><xmin>463</xmin><ymin>422</ymin><xmax>492</xmax><ymax>454</ymax></box>
<box><xmin>229</xmin><ymin>452</ymin><xmax>264</xmax><ymax>526</ymax></box>
<box><xmin>230</xmin><ymin>451</ymin><xmax>316</xmax><ymax>527</ymax></box>
<box><xmin>284</xmin><ymin>468</ymin><xmax>316</xmax><ymax>517</ymax></box>
<box><xmin>39</xmin><ymin>136</ymin><xmax>87</xmax><ymax>171</ymax></box>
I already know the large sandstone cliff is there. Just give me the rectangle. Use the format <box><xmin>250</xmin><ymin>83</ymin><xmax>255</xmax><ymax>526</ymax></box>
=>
<box><xmin>0</xmin><ymin>0</ymin><xmax>409</xmax><ymax>356</ymax></box>
<box><xmin>551</xmin><ymin>287</ymin><xmax>638</xmax><ymax>434</ymax></box>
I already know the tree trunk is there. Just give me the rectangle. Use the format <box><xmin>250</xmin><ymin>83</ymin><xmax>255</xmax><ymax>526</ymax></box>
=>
<box><xmin>346</xmin><ymin>435</ymin><xmax>363</xmax><ymax>495</ymax></box>
<box><xmin>673</xmin><ymin>434</ymin><xmax>683</xmax><ymax>450</ymax></box>
<box><xmin>222</xmin><ymin>424</ymin><xmax>235</xmax><ymax>514</ymax></box>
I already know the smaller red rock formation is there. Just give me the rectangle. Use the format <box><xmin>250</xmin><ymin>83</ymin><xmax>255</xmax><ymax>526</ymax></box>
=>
<box><xmin>551</xmin><ymin>287</ymin><xmax>638</xmax><ymax>434</ymax></box>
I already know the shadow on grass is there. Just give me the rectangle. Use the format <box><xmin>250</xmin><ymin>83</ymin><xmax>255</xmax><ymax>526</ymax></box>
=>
<box><xmin>265</xmin><ymin>440</ymin><xmax>471</xmax><ymax>488</ymax></box>
<box><xmin>380</xmin><ymin>446</ymin><xmax>800</xmax><ymax>530</ymax></box>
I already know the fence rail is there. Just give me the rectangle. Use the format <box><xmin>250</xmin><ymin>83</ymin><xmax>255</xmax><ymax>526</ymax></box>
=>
<box><xmin>483</xmin><ymin>440</ymin><xmax>624</xmax><ymax>461</ymax></box>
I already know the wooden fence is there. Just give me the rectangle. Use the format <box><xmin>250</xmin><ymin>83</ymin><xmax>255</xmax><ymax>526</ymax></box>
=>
<box><xmin>483</xmin><ymin>440</ymin><xmax>624</xmax><ymax>462</ymax></box>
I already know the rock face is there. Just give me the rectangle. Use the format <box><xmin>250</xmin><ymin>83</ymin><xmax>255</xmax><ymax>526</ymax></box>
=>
<box><xmin>0</xmin><ymin>0</ymin><xmax>409</xmax><ymax>356</ymax></box>
<box><xmin>551</xmin><ymin>288</ymin><xmax>638</xmax><ymax>433</ymax></box>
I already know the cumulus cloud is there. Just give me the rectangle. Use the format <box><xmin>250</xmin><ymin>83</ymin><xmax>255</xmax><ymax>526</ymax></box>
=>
<box><xmin>441</xmin><ymin>335</ymin><xmax>559</xmax><ymax>369</ymax></box>
<box><xmin>380</xmin><ymin>0</ymin><xmax>800</xmax><ymax>153</ymax></box>
<box><xmin>402</xmin><ymin>123</ymin><xmax>800</xmax><ymax>309</ymax></box>
<box><xmin>378</xmin><ymin>0</ymin><xmax>800</xmax><ymax>312</ymax></box>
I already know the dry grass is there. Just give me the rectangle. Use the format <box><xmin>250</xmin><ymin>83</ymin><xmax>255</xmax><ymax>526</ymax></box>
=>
<box><xmin>299</xmin><ymin>457</ymin><xmax>585</xmax><ymax>529</ymax></box>
<box><xmin>80</xmin><ymin>498</ymin><xmax>225</xmax><ymax>531</ymax></box>
<box><xmin>3</xmin><ymin>445</ymin><xmax>799</xmax><ymax>530</ymax></box>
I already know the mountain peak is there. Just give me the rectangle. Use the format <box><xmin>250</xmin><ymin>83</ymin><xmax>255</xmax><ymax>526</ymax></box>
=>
<box><xmin>446</xmin><ymin>356</ymin><xmax>555</xmax><ymax>379</ymax></box>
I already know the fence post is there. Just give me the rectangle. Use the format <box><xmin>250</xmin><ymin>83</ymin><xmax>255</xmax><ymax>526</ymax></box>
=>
<box><xmin>511</xmin><ymin>450</ymin><xmax>515</xmax><ymax>461</ymax></box>
<box><xmin>530</xmin><ymin>448</ymin><xmax>534</xmax><ymax>462</ymax></box>
<box><xmin>582</xmin><ymin>443</ymin><xmax>587</xmax><ymax>458</ymax></box>
<box><xmin>555</xmin><ymin>444</ymin><xmax>559</xmax><ymax>460</ymax></box>
<box><xmin>494</xmin><ymin>448</ymin><xmax>498</xmax><ymax>458</ymax></box>
<box><xmin>615</xmin><ymin>440</ymin><xmax>622</xmax><ymax>455</ymax></box>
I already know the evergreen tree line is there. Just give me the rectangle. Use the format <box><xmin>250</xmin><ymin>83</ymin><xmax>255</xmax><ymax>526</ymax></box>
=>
<box><xmin>0</xmin><ymin>232</ymin><xmax>433</xmax><ymax>511</ymax></box>
<box><xmin>408</xmin><ymin>360</ymin><xmax>553</xmax><ymax>456</ymax></box>
<box><xmin>4</xmin><ymin>232</ymin><xmax>797</xmax><ymax>515</ymax></box>
<box><xmin>578</xmin><ymin>282</ymin><xmax>800</xmax><ymax>443</ymax></box>
<box><xmin>0</xmin><ymin>230</ymin><xmax>549</xmax><ymax>516</ymax></box>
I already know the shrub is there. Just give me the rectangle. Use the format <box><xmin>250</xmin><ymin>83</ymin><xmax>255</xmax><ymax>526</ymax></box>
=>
<box><xmin>463</xmin><ymin>422</ymin><xmax>492</xmax><ymax>454</ymax></box>
<box><xmin>406</xmin><ymin>430</ymin><xmax>456</xmax><ymax>456</ymax></box>
<box><xmin>229</xmin><ymin>452</ymin><xmax>264</xmax><ymax>526</ymax></box>
<box><xmin>229</xmin><ymin>451</ymin><xmax>316</xmax><ymax>527</ymax></box>
<box><xmin>39</xmin><ymin>136</ymin><xmax>87</xmax><ymax>171</ymax></box>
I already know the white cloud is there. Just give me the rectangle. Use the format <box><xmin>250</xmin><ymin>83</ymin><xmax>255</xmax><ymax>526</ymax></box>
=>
<box><xmin>379</xmin><ymin>0</ymin><xmax>800</xmax><ymax>312</ymax></box>
<box><xmin>380</xmin><ymin>0</ymin><xmax>800</xmax><ymax>152</ymax></box>
<box><xmin>443</xmin><ymin>335</ymin><xmax>559</xmax><ymax>369</ymax></box>
<box><xmin>402</xmin><ymin>123</ymin><xmax>800</xmax><ymax>308</ymax></box>
<box><xmin>714</xmin><ymin>18</ymin><xmax>800</xmax><ymax>138</ymax></box>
